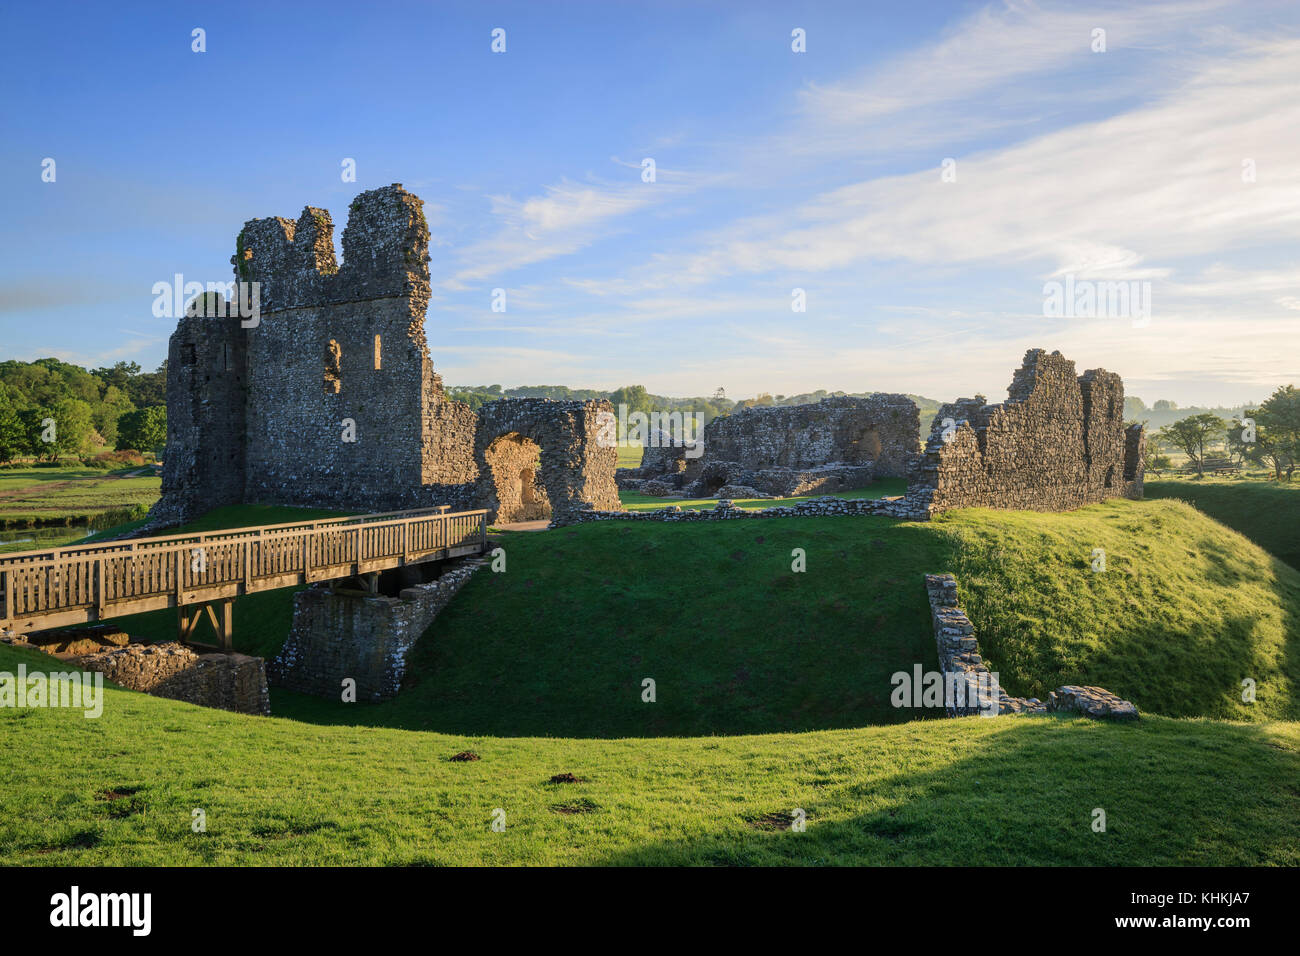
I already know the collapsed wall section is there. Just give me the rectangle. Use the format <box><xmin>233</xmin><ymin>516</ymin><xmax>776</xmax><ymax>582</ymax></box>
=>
<box><xmin>648</xmin><ymin>394</ymin><xmax>920</xmax><ymax>498</ymax></box>
<box><xmin>904</xmin><ymin>349</ymin><xmax>1143</xmax><ymax>515</ymax></box>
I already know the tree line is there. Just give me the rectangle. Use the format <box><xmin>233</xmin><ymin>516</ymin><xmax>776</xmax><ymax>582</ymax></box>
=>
<box><xmin>1147</xmin><ymin>385</ymin><xmax>1299</xmax><ymax>479</ymax></box>
<box><xmin>0</xmin><ymin>359</ymin><xmax>168</xmax><ymax>463</ymax></box>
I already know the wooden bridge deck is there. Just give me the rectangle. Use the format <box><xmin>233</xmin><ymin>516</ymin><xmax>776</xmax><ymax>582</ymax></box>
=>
<box><xmin>0</xmin><ymin>506</ymin><xmax>489</xmax><ymax>639</ymax></box>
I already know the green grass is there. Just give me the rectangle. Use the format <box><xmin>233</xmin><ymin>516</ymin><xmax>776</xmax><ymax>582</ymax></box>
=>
<box><xmin>616</xmin><ymin>444</ymin><xmax>643</xmax><ymax>470</ymax></box>
<box><xmin>943</xmin><ymin>500</ymin><xmax>1300</xmax><ymax>721</ymax></box>
<box><xmin>1145</xmin><ymin>477</ymin><xmax>1300</xmax><ymax>570</ymax></box>
<box><xmin>620</xmin><ymin>477</ymin><xmax>909</xmax><ymax>512</ymax></box>
<box><xmin>1</xmin><ymin>654</ymin><xmax>1296</xmax><ymax>865</ymax></box>
<box><xmin>6</xmin><ymin>495</ymin><xmax>1298</xmax><ymax>865</ymax></box>
<box><xmin>97</xmin><ymin>497</ymin><xmax>1300</xmax><ymax>733</ymax></box>
<box><xmin>0</xmin><ymin>464</ymin><xmax>160</xmax><ymax>530</ymax></box>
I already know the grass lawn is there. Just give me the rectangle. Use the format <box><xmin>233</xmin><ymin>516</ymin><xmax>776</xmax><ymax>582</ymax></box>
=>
<box><xmin>616</xmin><ymin>444</ymin><xmax>642</xmax><ymax>470</ymax></box>
<box><xmin>620</xmin><ymin>477</ymin><xmax>909</xmax><ymax>512</ymax></box>
<box><xmin>91</xmin><ymin>498</ymin><xmax>1300</xmax><ymax>734</ymax></box>
<box><xmin>0</xmin><ymin>464</ymin><xmax>160</xmax><ymax>534</ymax></box>
<box><xmin>1145</xmin><ymin>476</ymin><xmax>1300</xmax><ymax>570</ymax></box>
<box><xmin>5</xmin><ymin>494</ymin><xmax>1297</xmax><ymax>866</ymax></box>
<box><xmin>1</xmin><ymin>655</ymin><xmax>1296</xmax><ymax>866</ymax></box>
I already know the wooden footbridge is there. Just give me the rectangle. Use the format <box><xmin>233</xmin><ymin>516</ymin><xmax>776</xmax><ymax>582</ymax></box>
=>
<box><xmin>0</xmin><ymin>507</ymin><xmax>488</xmax><ymax>649</ymax></box>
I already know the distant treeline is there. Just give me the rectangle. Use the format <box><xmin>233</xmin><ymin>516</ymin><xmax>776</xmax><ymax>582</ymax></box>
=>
<box><xmin>0</xmin><ymin>359</ymin><xmax>167</xmax><ymax>462</ymax></box>
<box><xmin>445</xmin><ymin>384</ymin><xmax>946</xmax><ymax>431</ymax></box>
<box><xmin>1124</xmin><ymin>396</ymin><xmax>1258</xmax><ymax>430</ymax></box>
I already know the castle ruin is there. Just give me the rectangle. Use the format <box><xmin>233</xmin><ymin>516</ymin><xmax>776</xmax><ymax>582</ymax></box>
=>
<box><xmin>902</xmin><ymin>348</ymin><xmax>1144</xmax><ymax>515</ymax></box>
<box><xmin>625</xmin><ymin>394</ymin><xmax>920</xmax><ymax>498</ymax></box>
<box><xmin>152</xmin><ymin>184</ymin><xmax>618</xmax><ymax>527</ymax></box>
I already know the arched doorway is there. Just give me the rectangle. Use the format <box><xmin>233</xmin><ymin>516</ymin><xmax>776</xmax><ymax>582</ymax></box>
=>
<box><xmin>484</xmin><ymin>433</ymin><xmax>551</xmax><ymax>522</ymax></box>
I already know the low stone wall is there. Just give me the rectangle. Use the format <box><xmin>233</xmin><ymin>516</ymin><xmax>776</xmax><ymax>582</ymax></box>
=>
<box><xmin>73</xmin><ymin>643</ymin><xmax>270</xmax><ymax>716</ymax></box>
<box><xmin>925</xmin><ymin>573</ymin><xmax>1044</xmax><ymax>716</ymax></box>
<box><xmin>567</xmin><ymin>494</ymin><xmax>930</xmax><ymax>523</ymax></box>
<box><xmin>271</xmin><ymin>556</ymin><xmax>483</xmax><ymax>700</ymax></box>
<box><xmin>924</xmin><ymin>572</ymin><xmax>1137</xmax><ymax>720</ymax></box>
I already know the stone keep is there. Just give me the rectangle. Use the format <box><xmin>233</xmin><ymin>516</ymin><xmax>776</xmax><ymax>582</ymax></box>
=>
<box><xmin>904</xmin><ymin>349</ymin><xmax>1144</xmax><ymax>515</ymax></box>
<box><xmin>153</xmin><ymin>185</ymin><xmax>617</xmax><ymax>526</ymax></box>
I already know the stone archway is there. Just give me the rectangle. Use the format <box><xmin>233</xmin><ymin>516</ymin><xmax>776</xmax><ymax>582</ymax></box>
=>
<box><xmin>473</xmin><ymin>399</ymin><xmax>622</xmax><ymax>525</ymax></box>
<box><xmin>484</xmin><ymin>433</ymin><xmax>551</xmax><ymax>522</ymax></box>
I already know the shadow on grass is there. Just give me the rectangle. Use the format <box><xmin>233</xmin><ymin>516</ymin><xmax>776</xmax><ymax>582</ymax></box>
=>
<box><xmin>592</xmin><ymin>716</ymin><xmax>1300</xmax><ymax>866</ymax></box>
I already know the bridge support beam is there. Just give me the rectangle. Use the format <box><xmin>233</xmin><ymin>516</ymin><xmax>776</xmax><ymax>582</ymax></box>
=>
<box><xmin>178</xmin><ymin>599</ymin><xmax>234</xmax><ymax>651</ymax></box>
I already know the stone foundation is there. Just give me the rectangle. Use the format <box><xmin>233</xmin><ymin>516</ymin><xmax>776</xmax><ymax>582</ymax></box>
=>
<box><xmin>72</xmin><ymin>643</ymin><xmax>270</xmax><ymax>716</ymax></box>
<box><xmin>270</xmin><ymin>556</ymin><xmax>483</xmax><ymax>700</ymax></box>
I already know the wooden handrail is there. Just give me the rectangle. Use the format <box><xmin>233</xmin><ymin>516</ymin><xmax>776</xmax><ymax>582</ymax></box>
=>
<box><xmin>0</xmin><ymin>507</ymin><xmax>488</xmax><ymax>630</ymax></box>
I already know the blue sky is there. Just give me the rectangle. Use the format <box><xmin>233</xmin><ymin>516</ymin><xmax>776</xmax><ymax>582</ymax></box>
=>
<box><xmin>2</xmin><ymin>0</ymin><xmax>1298</xmax><ymax>405</ymax></box>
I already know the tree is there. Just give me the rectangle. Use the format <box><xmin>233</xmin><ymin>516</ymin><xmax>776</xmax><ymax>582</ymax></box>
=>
<box><xmin>1123</xmin><ymin>396</ymin><xmax>1148</xmax><ymax>419</ymax></box>
<box><xmin>49</xmin><ymin>398</ymin><xmax>96</xmax><ymax>459</ymax></box>
<box><xmin>0</xmin><ymin>387</ymin><xmax>25</xmax><ymax>462</ymax></box>
<box><xmin>117</xmin><ymin>406</ymin><xmax>167</xmax><ymax>454</ymax></box>
<box><xmin>1158</xmin><ymin>413</ymin><xmax>1226</xmax><ymax>478</ymax></box>
<box><xmin>1153</xmin><ymin>399</ymin><xmax>1178</xmax><ymax>412</ymax></box>
<box><xmin>1254</xmin><ymin>385</ymin><xmax>1300</xmax><ymax>480</ymax></box>
<box><xmin>609</xmin><ymin>385</ymin><xmax>653</xmax><ymax>416</ymax></box>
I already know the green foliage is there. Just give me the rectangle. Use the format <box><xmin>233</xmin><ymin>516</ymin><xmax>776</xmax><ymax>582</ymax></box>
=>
<box><xmin>0</xmin><ymin>358</ymin><xmax>166</xmax><ymax>459</ymax></box>
<box><xmin>0</xmin><ymin>387</ymin><xmax>25</xmax><ymax>463</ymax></box>
<box><xmin>116</xmin><ymin>405</ymin><xmax>167</xmax><ymax>454</ymax></box>
<box><xmin>1157</xmin><ymin>413</ymin><xmax>1227</xmax><ymax>477</ymax></box>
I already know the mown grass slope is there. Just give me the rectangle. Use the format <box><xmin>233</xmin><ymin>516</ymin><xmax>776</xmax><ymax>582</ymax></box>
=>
<box><xmin>1</xmin><ymin>647</ymin><xmax>1296</xmax><ymax>866</ymax></box>
<box><xmin>1145</xmin><ymin>478</ymin><xmax>1300</xmax><ymax>570</ymax></box>
<box><xmin>94</xmin><ymin>499</ymin><xmax>1300</xmax><ymax>733</ymax></box>
<box><xmin>944</xmin><ymin>499</ymin><xmax>1300</xmax><ymax>722</ymax></box>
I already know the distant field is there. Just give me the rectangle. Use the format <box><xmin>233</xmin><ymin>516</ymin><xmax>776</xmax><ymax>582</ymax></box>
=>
<box><xmin>0</xmin><ymin>464</ymin><xmax>161</xmax><ymax>541</ymax></box>
<box><xmin>616</xmin><ymin>444</ymin><xmax>642</xmax><ymax>469</ymax></box>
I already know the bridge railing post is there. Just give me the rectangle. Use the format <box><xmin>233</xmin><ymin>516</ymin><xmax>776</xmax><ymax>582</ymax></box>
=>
<box><xmin>95</xmin><ymin>556</ymin><xmax>106</xmax><ymax>618</ymax></box>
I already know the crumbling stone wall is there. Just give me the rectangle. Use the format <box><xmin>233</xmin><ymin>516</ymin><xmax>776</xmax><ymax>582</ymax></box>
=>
<box><xmin>633</xmin><ymin>394</ymin><xmax>919</xmax><ymax>498</ymax></box>
<box><xmin>73</xmin><ymin>643</ymin><xmax>270</xmax><ymax>716</ymax></box>
<box><xmin>152</xmin><ymin>305</ymin><xmax>246</xmax><ymax>525</ymax></box>
<box><xmin>152</xmin><ymin>185</ymin><xmax>604</xmax><ymax>525</ymax></box>
<box><xmin>472</xmin><ymin>399</ymin><xmax>620</xmax><ymax>525</ymax></box>
<box><xmin>270</xmin><ymin>557</ymin><xmax>482</xmax><ymax>700</ymax></box>
<box><xmin>925</xmin><ymin>573</ymin><xmax>1137</xmax><ymax>719</ymax></box>
<box><xmin>904</xmin><ymin>349</ymin><xmax>1144</xmax><ymax>516</ymax></box>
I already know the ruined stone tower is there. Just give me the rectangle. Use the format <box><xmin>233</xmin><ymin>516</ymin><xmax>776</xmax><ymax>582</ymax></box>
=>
<box><xmin>153</xmin><ymin>184</ymin><xmax>615</xmax><ymax>526</ymax></box>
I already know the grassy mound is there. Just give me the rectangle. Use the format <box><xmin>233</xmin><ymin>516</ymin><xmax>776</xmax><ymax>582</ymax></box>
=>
<box><xmin>1145</xmin><ymin>478</ymin><xmax>1300</xmax><ymax>570</ymax></box>
<box><xmin>945</xmin><ymin>500</ymin><xmax>1300</xmax><ymax>722</ymax></box>
<box><xmin>101</xmin><ymin>499</ymin><xmax>1300</xmax><ymax>733</ymax></box>
<box><xmin>1</xmin><ymin>648</ymin><xmax>1296</xmax><ymax>866</ymax></box>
